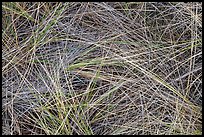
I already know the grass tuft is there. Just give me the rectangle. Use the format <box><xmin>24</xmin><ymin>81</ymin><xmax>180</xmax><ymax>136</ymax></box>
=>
<box><xmin>2</xmin><ymin>2</ymin><xmax>202</xmax><ymax>135</ymax></box>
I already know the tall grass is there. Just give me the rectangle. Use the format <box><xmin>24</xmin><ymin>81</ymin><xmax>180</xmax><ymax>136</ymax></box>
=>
<box><xmin>2</xmin><ymin>2</ymin><xmax>202</xmax><ymax>135</ymax></box>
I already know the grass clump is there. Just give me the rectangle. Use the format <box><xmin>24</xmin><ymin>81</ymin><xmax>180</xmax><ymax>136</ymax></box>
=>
<box><xmin>2</xmin><ymin>2</ymin><xmax>202</xmax><ymax>135</ymax></box>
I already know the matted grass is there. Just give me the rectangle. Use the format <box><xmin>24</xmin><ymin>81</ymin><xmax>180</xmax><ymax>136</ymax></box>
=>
<box><xmin>2</xmin><ymin>2</ymin><xmax>202</xmax><ymax>135</ymax></box>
